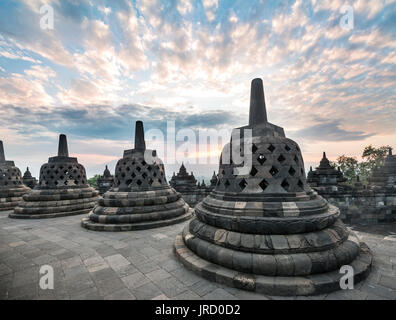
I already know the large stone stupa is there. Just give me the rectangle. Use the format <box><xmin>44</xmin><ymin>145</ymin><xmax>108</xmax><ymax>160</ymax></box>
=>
<box><xmin>10</xmin><ymin>135</ymin><xmax>99</xmax><ymax>219</ymax></box>
<box><xmin>0</xmin><ymin>141</ymin><xmax>30</xmax><ymax>211</ymax></box>
<box><xmin>81</xmin><ymin>121</ymin><xmax>193</xmax><ymax>231</ymax></box>
<box><xmin>174</xmin><ymin>78</ymin><xmax>372</xmax><ymax>296</ymax></box>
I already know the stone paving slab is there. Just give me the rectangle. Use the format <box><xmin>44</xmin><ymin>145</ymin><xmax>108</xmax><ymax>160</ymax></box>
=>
<box><xmin>0</xmin><ymin>211</ymin><xmax>395</xmax><ymax>300</ymax></box>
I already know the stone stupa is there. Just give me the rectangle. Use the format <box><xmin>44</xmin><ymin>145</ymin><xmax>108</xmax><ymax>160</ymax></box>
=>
<box><xmin>169</xmin><ymin>163</ymin><xmax>197</xmax><ymax>192</ymax></box>
<box><xmin>0</xmin><ymin>141</ymin><xmax>30</xmax><ymax>211</ymax></box>
<box><xmin>174</xmin><ymin>78</ymin><xmax>372</xmax><ymax>296</ymax></box>
<box><xmin>307</xmin><ymin>152</ymin><xmax>346</xmax><ymax>188</ymax></box>
<box><xmin>22</xmin><ymin>167</ymin><xmax>37</xmax><ymax>189</ymax></box>
<box><xmin>369</xmin><ymin>148</ymin><xmax>396</xmax><ymax>188</ymax></box>
<box><xmin>10</xmin><ymin>134</ymin><xmax>99</xmax><ymax>219</ymax></box>
<box><xmin>97</xmin><ymin>165</ymin><xmax>114</xmax><ymax>195</ymax></box>
<box><xmin>81</xmin><ymin>120</ymin><xmax>193</xmax><ymax>231</ymax></box>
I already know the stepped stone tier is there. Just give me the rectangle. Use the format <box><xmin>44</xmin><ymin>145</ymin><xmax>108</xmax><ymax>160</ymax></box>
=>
<box><xmin>22</xmin><ymin>167</ymin><xmax>37</xmax><ymax>189</ymax></box>
<box><xmin>10</xmin><ymin>135</ymin><xmax>99</xmax><ymax>219</ymax></box>
<box><xmin>97</xmin><ymin>165</ymin><xmax>114</xmax><ymax>195</ymax></box>
<box><xmin>174</xmin><ymin>78</ymin><xmax>372</xmax><ymax>296</ymax></box>
<box><xmin>169</xmin><ymin>163</ymin><xmax>197</xmax><ymax>192</ymax></box>
<box><xmin>307</xmin><ymin>152</ymin><xmax>346</xmax><ymax>190</ymax></box>
<box><xmin>369</xmin><ymin>148</ymin><xmax>396</xmax><ymax>188</ymax></box>
<box><xmin>0</xmin><ymin>141</ymin><xmax>30</xmax><ymax>211</ymax></box>
<box><xmin>81</xmin><ymin>121</ymin><xmax>193</xmax><ymax>231</ymax></box>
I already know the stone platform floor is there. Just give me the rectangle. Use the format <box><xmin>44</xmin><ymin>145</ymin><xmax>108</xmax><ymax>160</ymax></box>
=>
<box><xmin>0</xmin><ymin>211</ymin><xmax>395</xmax><ymax>300</ymax></box>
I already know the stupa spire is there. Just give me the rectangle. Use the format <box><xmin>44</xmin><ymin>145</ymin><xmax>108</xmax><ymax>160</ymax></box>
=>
<box><xmin>134</xmin><ymin>120</ymin><xmax>146</xmax><ymax>151</ymax></box>
<box><xmin>248</xmin><ymin>78</ymin><xmax>267</xmax><ymax>126</ymax></box>
<box><xmin>0</xmin><ymin>140</ymin><xmax>5</xmax><ymax>163</ymax></box>
<box><xmin>58</xmin><ymin>134</ymin><xmax>69</xmax><ymax>157</ymax></box>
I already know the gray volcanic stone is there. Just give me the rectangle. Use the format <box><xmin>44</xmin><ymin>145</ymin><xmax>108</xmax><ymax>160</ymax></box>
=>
<box><xmin>10</xmin><ymin>134</ymin><xmax>98</xmax><ymax>219</ymax></box>
<box><xmin>174</xmin><ymin>78</ymin><xmax>372</xmax><ymax>296</ymax></box>
<box><xmin>0</xmin><ymin>140</ymin><xmax>30</xmax><ymax>211</ymax></box>
<box><xmin>81</xmin><ymin>120</ymin><xmax>193</xmax><ymax>231</ymax></box>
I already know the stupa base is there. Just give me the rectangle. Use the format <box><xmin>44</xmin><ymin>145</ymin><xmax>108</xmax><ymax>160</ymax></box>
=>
<box><xmin>81</xmin><ymin>209</ymin><xmax>193</xmax><ymax>231</ymax></box>
<box><xmin>9</xmin><ymin>207</ymin><xmax>94</xmax><ymax>219</ymax></box>
<box><xmin>174</xmin><ymin>233</ymin><xmax>372</xmax><ymax>296</ymax></box>
<box><xmin>0</xmin><ymin>199</ymin><xmax>22</xmax><ymax>211</ymax></box>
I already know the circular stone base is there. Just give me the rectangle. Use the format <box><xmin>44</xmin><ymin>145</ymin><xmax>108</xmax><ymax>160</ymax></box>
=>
<box><xmin>0</xmin><ymin>201</ymin><xmax>20</xmax><ymax>212</ymax></box>
<box><xmin>9</xmin><ymin>208</ymin><xmax>93</xmax><ymax>219</ymax></box>
<box><xmin>81</xmin><ymin>209</ymin><xmax>193</xmax><ymax>231</ymax></box>
<box><xmin>174</xmin><ymin>233</ymin><xmax>373</xmax><ymax>296</ymax></box>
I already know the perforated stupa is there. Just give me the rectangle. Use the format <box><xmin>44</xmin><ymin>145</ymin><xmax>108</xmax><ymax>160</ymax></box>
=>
<box><xmin>0</xmin><ymin>141</ymin><xmax>30</xmax><ymax>211</ymax></box>
<box><xmin>174</xmin><ymin>78</ymin><xmax>372</xmax><ymax>296</ymax></box>
<box><xmin>81</xmin><ymin>121</ymin><xmax>193</xmax><ymax>231</ymax></box>
<box><xmin>10</xmin><ymin>134</ymin><xmax>99</xmax><ymax>218</ymax></box>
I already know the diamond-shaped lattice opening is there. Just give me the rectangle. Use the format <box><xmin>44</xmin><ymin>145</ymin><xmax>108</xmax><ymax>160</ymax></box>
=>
<box><xmin>257</xmin><ymin>154</ymin><xmax>266</xmax><ymax>165</ymax></box>
<box><xmin>285</xmin><ymin>145</ymin><xmax>291</xmax><ymax>151</ymax></box>
<box><xmin>148</xmin><ymin>178</ymin><xmax>153</xmax><ymax>185</ymax></box>
<box><xmin>288</xmin><ymin>167</ymin><xmax>296</xmax><ymax>176</ymax></box>
<box><xmin>277</xmin><ymin>154</ymin><xmax>286</xmax><ymax>163</ymax></box>
<box><xmin>141</xmin><ymin>160</ymin><xmax>147</xmax><ymax>166</ymax></box>
<box><xmin>158</xmin><ymin>179</ymin><xmax>162</xmax><ymax>184</ymax></box>
<box><xmin>136</xmin><ymin>179</ymin><xmax>142</xmax><ymax>186</ymax></box>
<box><xmin>136</xmin><ymin>166</ymin><xmax>141</xmax><ymax>172</ymax></box>
<box><xmin>131</xmin><ymin>172</ymin><xmax>136</xmax><ymax>178</ymax></box>
<box><xmin>239</xmin><ymin>179</ymin><xmax>247</xmax><ymax>190</ymax></box>
<box><xmin>153</xmin><ymin>172</ymin><xmax>157</xmax><ymax>177</ymax></box>
<box><xmin>224</xmin><ymin>179</ymin><xmax>230</xmax><ymax>188</ymax></box>
<box><xmin>268</xmin><ymin>144</ymin><xmax>276</xmax><ymax>153</ymax></box>
<box><xmin>250</xmin><ymin>166</ymin><xmax>258</xmax><ymax>176</ymax></box>
<box><xmin>147</xmin><ymin>166</ymin><xmax>152</xmax><ymax>171</ymax></box>
<box><xmin>269</xmin><ymin>166</ymin><xmax>279</xmax><ymax>176</ymax></box>
<box><xmin>294</xmin><ymin>155</ymin><xmax>299</xmax><ymax>163</ymax></box>
<box><xmin>252</xmin><ymin>143</ymin><xmax>258</xmax><ymax>153</ymax></box>
<box><xmin>259</xmin><ymin>179</ymin><xmax>268</xmax><ymax>191</ymax></box>
<box><xmin>281</xmin><ymin>179</ymin><xmax>290</xmax><ymax>191</ymax></box>
<box><xmin>296</xmin><ymin>145</ymin><xmax>300</xmax><ymax>151</ymax></box>
<box><xmin>297</xmin><ymin>179</ymin><xmax>304</xmax><ymax>189</ymax></box>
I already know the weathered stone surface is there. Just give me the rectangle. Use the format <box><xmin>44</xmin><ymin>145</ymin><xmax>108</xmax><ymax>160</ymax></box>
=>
<box><xmin>174</xmin><ymin>78</ymin><xmax>372</xmax><ymax>296</ymax></box>
<box><xmin>81</xmin><ymin>121</ymin><xmax>193</xmax><ymax>231</ymax></box>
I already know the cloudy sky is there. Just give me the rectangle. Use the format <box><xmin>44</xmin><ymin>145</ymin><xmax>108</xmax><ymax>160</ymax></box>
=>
<box><xmin>0</xmin><ymin>0</ymin><xmax>395</xmax><ymax>179</ymax></box>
